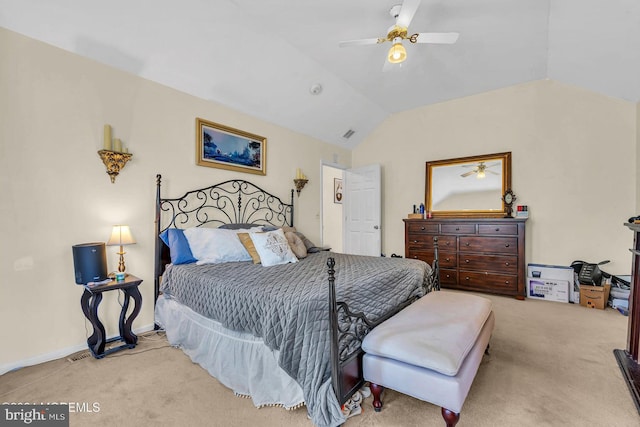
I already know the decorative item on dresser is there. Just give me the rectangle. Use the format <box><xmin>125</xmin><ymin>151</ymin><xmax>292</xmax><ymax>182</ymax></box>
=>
<box><xmin>404</xmin><ymin>217</ymin><xmax>527</xmax><ymax>299</ymax></box>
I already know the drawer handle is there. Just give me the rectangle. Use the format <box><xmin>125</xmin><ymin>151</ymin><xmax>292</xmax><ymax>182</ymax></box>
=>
<box><xmin>505</xmin><ymin>262</ymin><xmax>510</xmax><ymax>266</ymax></box>
<box><xmin>465</xmin><ymin>276</ymin><xmax>470</xmax><ymax>281</ymax></box>
<box><xmin>413</xmin><ymin>240</ymin><xmax>418</xmax><ymax>243</ymax></box>
<box><xmin>495</xmin><ymin>227</ymin><xmax>500</xmax><ymax>231</ymax></box>
<box><xmin>505</xmin><ymin>280</ymin><xmax>510</xmax><ymax>285</ymax></box>
<box><xmin>413</xmin><ymin>256</ymin><xmax>418</xmax><ymax>259</ymax></box>
<box><xmin>505</xmin><ymin>244</ymin><xmax>510</xmax><ymax>247</ymax></box>
<box><xmin>465</xmin><ymin>259</ymin><xmax>470</xmax><ymax>263</ymax></box>
<box><xmin>465</xmin><ymin>242</ymin><xmax>470</xmax><ymax>246</ymax></box>
<box><xmin>421</xmin><ymin>227</ymin><xmax>425</xmax><ymax>230</ymax></box>
<box><xmin>445</xmin><ymin>257</ymin><xmax>451</xmax><ymax>262</ymax></box>
<box><xmin>455</xmin><ymin>227</ymin><xmax>460</xmax><ymax>231</ymax></box>
<box><xmin>445</xmin><ymin>274</ymin><xmax>451</xmax><ymax>279</ymax></box>
<box><xmin>445</xmin><ymin>241</ymin><xmax>450</xmax><ymax>246</ymax></box>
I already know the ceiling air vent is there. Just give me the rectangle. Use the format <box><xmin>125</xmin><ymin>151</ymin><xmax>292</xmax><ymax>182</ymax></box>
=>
<box><xmin>342</xmin><ymin>129</ymin><xmax>356</xmax><ymax>139</ymax></box>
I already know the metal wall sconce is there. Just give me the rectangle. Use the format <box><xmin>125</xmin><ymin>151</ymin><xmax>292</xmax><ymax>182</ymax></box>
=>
<box><xmin>98</xmin><ymin>124</ymin><xmax>132</xmax><ymax>183</ymax></box>
<box><xmin>98</xmin><ymin>150</ymin><xmax>133</xmax><ymax>183</ymax></box>
<box><xmin>294</xmin><ymin>168</ymin><xmax>308</xmax><ymax>196</ymax></box>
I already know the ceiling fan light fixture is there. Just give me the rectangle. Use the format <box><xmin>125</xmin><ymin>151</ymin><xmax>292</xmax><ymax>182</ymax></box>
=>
<box><xmin>387</xmin><ymin>38</ymin><xmax>407</xmax><ymax>64</ymax></box>
<box><xmin>476</xmin><ymin>170</ymin><xmax>486</xmax><ymax>179</ymax></box>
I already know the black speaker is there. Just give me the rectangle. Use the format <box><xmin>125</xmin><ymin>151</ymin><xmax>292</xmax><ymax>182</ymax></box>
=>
<box><xmin>72</xmin><ymin>242</ymin><xmax>108</xmax><ymax>284</ymax></box>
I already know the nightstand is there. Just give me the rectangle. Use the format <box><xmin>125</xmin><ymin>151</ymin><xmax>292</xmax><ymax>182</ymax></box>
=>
<box><xmin>80</xmin><ymin>274</ymin><xmax>143</xmax><ymax>358</ymax></box>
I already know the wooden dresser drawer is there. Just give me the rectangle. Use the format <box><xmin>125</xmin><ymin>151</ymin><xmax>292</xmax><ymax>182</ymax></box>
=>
<box><xmin>459</xmin><ymin>253</ymin><xmax>518</xmax><ymax>275</ymax></box>
<box><xmin>439</xmin><ymin>269</ymin><xmax>458</xmax><ymax>286</ymax></box>
<box><xmin>478</xmin><ymin>223</ymin><xmax>518</xmax><ymax>235</ymax></box>
<box><xmin>407</xmin><ymin>234</ymin><xmax>455</xmax><ymax>250</ymax></box>
<box><xmin>459</xmin><ymin>236</ymin><xmax>518</xmax><ymax>254</ymax></box>
<box><xmin>441</xmin><ymin>223</ymin><xmax>476</xmax><ymax>234</ymax></box>
<box><xmin>407</xmin><ymin>250</ymin><xmax>457</xmax><ymax>269</ymax></box>
<box><xmin>458</xmin><ymin>271</ymin><xmax>518</xmax><ymax>292</ymax></box>
<box><xmin>407</xmin><ymin>222</ymin><xmax>439</xmax><ymax>234</ymax></box>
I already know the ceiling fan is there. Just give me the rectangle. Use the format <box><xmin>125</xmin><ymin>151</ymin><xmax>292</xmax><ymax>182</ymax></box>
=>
<box><xmin>460</xmin><ymin>162</ymin><xmax>500</xmax><ymax>179</ymax></box>
<box><xmin>338</xmin><ymin>0</ymin><xmax>459</xmax><ymax>67</ymax></box>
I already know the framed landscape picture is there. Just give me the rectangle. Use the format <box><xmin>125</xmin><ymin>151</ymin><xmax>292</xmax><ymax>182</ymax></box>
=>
<box><xmin>196</xmin><ymin>118</ymin><xmax>266</xmax><ymax>175</ymax></box>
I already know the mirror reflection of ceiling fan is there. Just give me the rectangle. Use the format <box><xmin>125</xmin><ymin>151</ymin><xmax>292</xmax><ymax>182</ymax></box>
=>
<box><xmin>461</xmin><ymin>162</ymin><xmax>500</xmax><ymax>179</ymax></box>
<box><xmin>338</xmin><ymin>0</ymin><xmax>459</xmax><ymax>69</ymax></box>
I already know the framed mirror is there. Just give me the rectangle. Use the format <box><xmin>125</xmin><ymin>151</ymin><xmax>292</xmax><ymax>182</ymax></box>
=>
<box><xmin>425</xmin><ymin>152</ymin><xmax>511</xmax><ymax>218</ymax></box>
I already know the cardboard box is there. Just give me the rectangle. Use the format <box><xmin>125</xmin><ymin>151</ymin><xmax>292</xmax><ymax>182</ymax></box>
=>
<box><xmin>579</xmin><ymin>284</ymin><xmax>611</xmax><ymax>310</ymax></box>
<box><xmin>527</xmin><ymin>278</ymin><xmax>570</xmax><ymax>303</ymax></box>
<box><xmin>527</xmin><ymin>264</ymin><xmax>577</xmax><ymax>302</ymax></box>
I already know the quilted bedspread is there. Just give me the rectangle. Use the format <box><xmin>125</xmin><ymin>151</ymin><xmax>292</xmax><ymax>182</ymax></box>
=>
<box><xmin>160</xmin><ymin>251</ymin><xmax>431</xmax><ymax>427</ymax></box>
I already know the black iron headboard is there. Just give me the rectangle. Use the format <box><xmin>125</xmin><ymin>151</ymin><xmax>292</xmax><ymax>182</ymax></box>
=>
<box><xmin>154</xmin><ymin>174</ymin><xmax>294</xmax><ymax>302</ymax></box>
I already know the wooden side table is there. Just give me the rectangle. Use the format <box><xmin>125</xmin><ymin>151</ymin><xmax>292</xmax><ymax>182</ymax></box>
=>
<box><xmin>80</xmin><ymin>274</ymin><xmax>143</xmax><ymax>358</ymax></box>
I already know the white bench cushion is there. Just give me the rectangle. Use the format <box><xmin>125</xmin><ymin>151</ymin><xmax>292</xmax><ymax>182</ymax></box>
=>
<box><xmin>361</xmin><ymin>291</ymin><xmax>492</xmax><ymax>376</ymax></box>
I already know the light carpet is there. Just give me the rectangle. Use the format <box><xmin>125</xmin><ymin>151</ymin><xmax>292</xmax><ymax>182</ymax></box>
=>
<box><xmin>1</xmin><ymin>292</ymin><xmax>638</xmax><ymax>426</ymax></box>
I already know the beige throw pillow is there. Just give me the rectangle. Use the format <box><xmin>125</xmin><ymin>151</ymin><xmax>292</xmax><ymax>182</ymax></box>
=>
<box><xmin>285</xmin><ymin>231</ymin><xmax>307</xmax><ymax>259</ymax></box>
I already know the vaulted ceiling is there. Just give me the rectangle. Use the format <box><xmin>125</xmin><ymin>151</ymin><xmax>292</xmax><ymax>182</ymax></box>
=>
<box><xmin>1</xmin><ymin>0</ymin><xmax>638</xmax><ymax>149</ymax></box>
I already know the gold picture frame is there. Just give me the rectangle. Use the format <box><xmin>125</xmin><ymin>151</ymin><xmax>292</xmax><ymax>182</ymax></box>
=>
<box><xmin>196</xmin><ymin>118</ymin><xmax>266</xmax><ymax>175</ymax></box>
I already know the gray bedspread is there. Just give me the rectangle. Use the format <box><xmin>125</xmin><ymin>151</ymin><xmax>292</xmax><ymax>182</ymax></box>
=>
<box><xmin>160</xmin><ymin>251</ymin><xmax>431</xmax><ymax>427</ymax></box>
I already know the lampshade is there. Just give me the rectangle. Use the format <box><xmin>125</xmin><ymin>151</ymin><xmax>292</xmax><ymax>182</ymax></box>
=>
<box><xmin>387</xmin><ymin>39</ymin><xmax>407</xmax><ymax>64</ymax></box>
<box><xmin>106</xmin><ymin>225</ymin><xmax>136</xmax><ymax>246</ymax></box>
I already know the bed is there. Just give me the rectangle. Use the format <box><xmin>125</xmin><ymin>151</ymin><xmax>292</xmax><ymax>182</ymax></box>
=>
<box><xmin>153</xmin><ymin>175</ymin><xmax>439</xmax><ymax>427</ymax></box>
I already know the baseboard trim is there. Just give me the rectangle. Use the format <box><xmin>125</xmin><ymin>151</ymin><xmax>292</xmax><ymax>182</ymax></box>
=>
<box><xmin>0</xmin><ymin>324</ymin><xmax>155</xmax><ymax>376</ymax></box>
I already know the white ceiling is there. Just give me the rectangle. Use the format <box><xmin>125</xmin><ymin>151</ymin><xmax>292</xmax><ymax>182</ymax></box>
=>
<box><xmin>1</xmin><ymin>0</ymin><xmax>638</xmax><ymax>149</ymax></box>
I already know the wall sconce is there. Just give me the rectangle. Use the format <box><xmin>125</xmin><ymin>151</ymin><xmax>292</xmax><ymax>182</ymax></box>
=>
<box><xmin>98</xmin><ymin>124</ymin><xmax>133</xmax><ymax>183</ymax></box>
<box><xmin>293</xmin><ymin>168</ymin><xmax>308</xmax><ymax>197</ymax></box>
<box><xmin>106</xmin><ymin>225</ymin><xmax>136</xmax><ymax>273</ymax></box>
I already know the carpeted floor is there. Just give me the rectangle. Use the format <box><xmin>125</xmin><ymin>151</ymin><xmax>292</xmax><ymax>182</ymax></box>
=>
<box><xmin>1</xmin><ymin>292</ymin><xmax>639</xmax><ymax>426</ymax></box>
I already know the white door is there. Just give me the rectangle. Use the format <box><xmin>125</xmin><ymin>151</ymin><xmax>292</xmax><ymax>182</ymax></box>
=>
<box><xmin>343</xmin><ymin>164</ymin><xmax>381</xmax><ymax>256</ymax></box>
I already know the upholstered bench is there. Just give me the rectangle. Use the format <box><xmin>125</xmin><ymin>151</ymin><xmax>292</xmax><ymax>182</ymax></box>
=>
<box><xmin>362</xmin><ymin>291</ymin><xmax>494</xmax><ymax>427</ymax></box>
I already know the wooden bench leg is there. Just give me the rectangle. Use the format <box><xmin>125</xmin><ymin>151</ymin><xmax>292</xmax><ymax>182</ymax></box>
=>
<box><xmin>441</xmin><ymin>407</ymin><xmax>460</xmax><ymax>427</ymax></box>
<box><xmin>370</xmin><ymin>382</ymin><xmax>461</xmax><ymax>427</ymax></box>
<box><xmin>370</xmin><ymin>383</ymin><xmax>384</xmax><ymax>412</ymax></box>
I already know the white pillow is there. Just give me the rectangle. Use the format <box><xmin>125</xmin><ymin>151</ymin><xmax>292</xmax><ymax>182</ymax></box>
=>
<box><xmin>249</xmin><ymin>229</ymin><xmax>299</xmax><ymax>267</ymax></box>
<box><xmin>183</xmin><ymin>227</ymin><xmax>260</xmax><ymax>264</ymax></box>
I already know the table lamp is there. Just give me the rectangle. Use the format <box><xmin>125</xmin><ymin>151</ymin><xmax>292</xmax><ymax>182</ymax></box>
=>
<box><xmin>106</xmin><ymin>225</ymin><xmax>136</xmax><ymax>273</ymax></box>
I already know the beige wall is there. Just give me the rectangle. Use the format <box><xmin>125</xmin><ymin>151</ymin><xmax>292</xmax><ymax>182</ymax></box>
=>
<box><xmin>0</xmin><ymin>28</ymin><xmax>350</xmax><ymax>370</ymax></box>
<box><xmin>353</xmin><ymin>80</ymin><xmax>637</xmax><ymax>273</ymax></box>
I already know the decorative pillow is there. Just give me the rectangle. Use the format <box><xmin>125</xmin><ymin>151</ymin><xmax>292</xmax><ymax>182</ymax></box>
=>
<box><xmin>249</xmin><ymin>229</ymin><xmax>298</xmax><ymax>267</ymax></box>
<box><xmin>237</xmin><ymin>232</ymin><xmax>261</xmax><ymax>264</ymax></box>
<box><xmin>285</xmin><ymin>231</ymin><xmax>307</xmax><ymax>259</ymax></box>
<box><xmin>183</xmin><ymin>227</ymin><xmax>257</xmax><ymax>264</ymax></box>
<box><xmin>159</xmin><ymin>228</ymin><xmax>197</xmax><ymax>265</ymax></box>
<box><xmin>294</xmin><ymin>231</ymin><xmax>322</xmax><ymax>253</ymax></box>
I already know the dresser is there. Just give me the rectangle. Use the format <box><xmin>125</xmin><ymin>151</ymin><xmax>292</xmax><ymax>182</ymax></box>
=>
<box><xmin>404</xmin><ymin>218</ymin><xmax>527</xmax><ymax>299</ymax></box>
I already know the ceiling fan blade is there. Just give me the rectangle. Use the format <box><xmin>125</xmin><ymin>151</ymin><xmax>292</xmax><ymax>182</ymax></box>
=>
<box><xmin>339</xmin><ymin>38</ymin><xmax>383</xmax><ymax>48</ymax></box>
<box><xmin>412</xmin><ymin>32</ymin><xmax>459</xmax><ymax>44</ymax></box>
<box><xmin>460</xmin><ymin>170</ymin><xmax>476</xmax><ymax>178</ymax></box>
<box><xmin>396</xmin><ymin>0</ymin><xmax>421</xmax><ymax>28</ymax></box>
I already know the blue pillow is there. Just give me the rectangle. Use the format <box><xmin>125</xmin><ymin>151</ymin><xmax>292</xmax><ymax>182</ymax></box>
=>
<box><xmin>160</xmin><ymin>229</ymin><xmax>196</xmax><ymax>265</ymax></box>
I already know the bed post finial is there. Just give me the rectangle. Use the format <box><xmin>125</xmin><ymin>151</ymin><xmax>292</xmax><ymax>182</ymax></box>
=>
<box><xmin>327</xmin><ymin>257</ymin><xmax>340</xmax><ymax>397</ymax></box>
